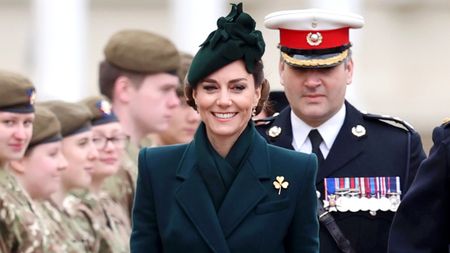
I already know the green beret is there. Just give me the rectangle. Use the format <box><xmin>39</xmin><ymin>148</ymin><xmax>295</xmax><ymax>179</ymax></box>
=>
<box><xmin>187</xmin><ymin>3</ymin><xmax>265</xmax><ymax>86</ymax></box>
<box><xmin>41</xmin><ymin>100</ymin><xmax>93</xmax><ymax>137</ymax></box>
<box><xmin>29</xmin><ymin>106</ymin><xmax>62</xmax><ymax>147</ymax></box>
<box><xmin>0</xmin><ymin>70</ymin><xmax>36</xmax><ymax>113</ymax></box>
<box><xmin>104</xmin><ymin>29</ymin><xmax>180</xmax><ymax>74</ymax></box>
<box><xmin>177</xmin><ymin>52</ymin><xmax>193</xmax><ymax>96</ymax></box>
<box><xmin>80</xmin><ymin>95</ymin><xmax>118</xmax><ymax>126</ymax></box>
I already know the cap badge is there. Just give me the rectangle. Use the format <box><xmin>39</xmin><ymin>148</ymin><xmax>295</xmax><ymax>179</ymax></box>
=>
<box><xmin>97</xmin><ymin>100</ymin><xmax>112</xmax><ymax>115</ymax></box>
<box><xmin>351</xmin><ymin>125</ymin><xmax>366</xmax><ymax>137</ymax></box>
<box><xmin>273</xmin><ymin>176</ymin><xmax>289</xmax><ymax>195</ymax></box>
<box><xmin>268</xmin><ymin>126</ymin><xmax>282</xmax><ymax>138</ymax></box>
<box><xmin>27</xmin><ymin>88</ymin><xmax>36</xmax><ymax>105</ymax></box>
<box><xmin>306</xmin><ymin>32</ymin><xmax>323</xmax><ymax>46</ymax></box>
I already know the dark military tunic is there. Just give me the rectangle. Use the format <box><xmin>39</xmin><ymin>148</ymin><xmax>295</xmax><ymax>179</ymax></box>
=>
<box><xmin>388</xmin><ymin>122</ymin><xmax>450</xmax><ymax>253</ymax></box>
<box><xmin>257</xmin><ymin>101</ymin><xmax>426</xmax><ymax>253</ymax></box>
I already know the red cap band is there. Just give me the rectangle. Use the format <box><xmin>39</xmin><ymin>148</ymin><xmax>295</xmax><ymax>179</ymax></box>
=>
<box><xmin>279</xmin><ymin>27</ymin><xmax>349</xmax><ymax>50</ymax></box>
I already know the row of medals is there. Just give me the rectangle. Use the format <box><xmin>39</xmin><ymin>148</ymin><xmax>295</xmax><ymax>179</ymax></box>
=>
<box><xmin>323</xmin><ymin>188</ymin><xmax>401</xmax><ymax>213</ymax></box>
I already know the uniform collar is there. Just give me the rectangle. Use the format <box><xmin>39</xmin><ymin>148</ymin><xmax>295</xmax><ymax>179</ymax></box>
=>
<box><xmin>291</xmin><ymin>103</ymin><xmax>346</xmax><ymax>158</ymax></box>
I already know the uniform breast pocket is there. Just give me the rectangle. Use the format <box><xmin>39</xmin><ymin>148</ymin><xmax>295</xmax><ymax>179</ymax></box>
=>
<box><xmin>255</xmin><ymin>198</ymin><xmax>290</xmax><ymax>215</ymax></box>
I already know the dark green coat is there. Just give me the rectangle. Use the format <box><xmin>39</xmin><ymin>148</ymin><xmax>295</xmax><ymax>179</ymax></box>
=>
<box><xmin>130</xmin><ymin>132</ymin><xmax>319</xmax><ymax>253</ymax></box>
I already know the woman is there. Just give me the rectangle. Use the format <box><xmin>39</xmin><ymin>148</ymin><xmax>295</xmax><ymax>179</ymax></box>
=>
<box><xmin>40</xmin><ymin>100</ymin><xmax>102</xmax><ymax>252</ymax></box>
<box><xmin>7</xmin><ymin>105</ymin><xmax>87</xmax><ymax>252</ymax></box>
<box><xmin>80</xmin><ymin>95</ymin><xmax>131</xmax><ymax>253</ymax></box>
<box><xmin>0</xmin><ymin>70</ymin><xmax>46</xmax><ymax>253</ymax></box>
<box><xmin>10</xmin><ymin>106</ymin><xmax>67</xmax><ymax>201</ymax></box>
<box><xmin>131</xmin><ymin>3</ymin><xmax>319</xmax><ymax>253</ymax></box>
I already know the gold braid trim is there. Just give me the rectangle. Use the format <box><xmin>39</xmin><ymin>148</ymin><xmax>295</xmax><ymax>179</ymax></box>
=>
<box><xmin>281</xmin><ymin>49</ymin><xmax>348</xmax><ymax>67</ymax></box>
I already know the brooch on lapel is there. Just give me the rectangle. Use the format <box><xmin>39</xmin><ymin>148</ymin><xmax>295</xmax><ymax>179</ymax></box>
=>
<box><xmin>273</xmin><ymin>176</ymin><xmax>289</xmax><ymax>195</ymax></box>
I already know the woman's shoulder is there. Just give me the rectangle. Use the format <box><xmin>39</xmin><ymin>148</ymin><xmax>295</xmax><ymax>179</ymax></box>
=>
<box><xmin>138</xmin><ymin>143</ymin><xmax>190</xmax><ymax>174</ymax></box>
<box><xmin>266</xmin><ymin>144</ymin><xmax>317</xmax><ymax>174</ymax></box>
<box><xmin>267</xmin><ymin>143</ymin><xmax>314</xmax><ymax>162</ymax></box>
<box><xmin>139</xmin><ymin>143</ymin><xmax>189</xmax><ymax>160</ymax></box>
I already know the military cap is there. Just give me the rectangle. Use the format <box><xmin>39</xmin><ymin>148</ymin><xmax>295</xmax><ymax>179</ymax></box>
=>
<box><xmin>264</xmin><ymin>8</ymin><xmax>364</xmax><ymax>68</ymax></box>
<box><xmin>41</xmin><ymin>100</ymin><xmax>93</xmax><ymax>137</ymax></box>
<box><xmin>0</xmin><ymin>70</ymin><xmax>36</xmax><ymax>113</ymax></box>
<box><xmin>104</xmin><ymin>29</ymin><xmax>180</xmax><ymax>74</ymax></box>
<box><xmin>80</xmin><ymin>95</ymin><xmax>118</xmax><ymax>126</ymax></box>
<box><xmin>29</xmin><ymin>106</ymin><xmax>62</xmax><ymax>148</ymax></box>
<box><xmin>177</xmin><ymin>52</ymin><xmax>193</xmax><ymax>96</ymax></box>
<box><xmin>187</xmin><ymin>3</ymin><xmax>265</xmax><ymax>86</ymax></box>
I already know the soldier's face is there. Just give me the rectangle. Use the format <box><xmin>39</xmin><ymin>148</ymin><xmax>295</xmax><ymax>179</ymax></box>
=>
<box><xmin>279</xmin><ymin>60</ymin><xmax>353</xmax><ymax>127</ymax></box>
<box><xmin>193</xmin><ymin>60</ymin><xmax>261</xmax><ymax>146</ymax></box>
<box><xmin>128</xmin><ymin>73</ymin><xmax>180</xmax><ymax>134</ymax></box>
<box><xmin>91</xmin><ymin>122</ymin><xmax>125</xmax><ymax>181</ymax></box>
<box><xmin>61</xmin><ymin>131</ymin><xmax>98</xmax><ymax>190</ymax></box>
<box><xmin>155</xmin><ymin>99</ymin><xmax>201</xmax><ymax>145</ymax></box>
<box><xmin>19</xmin><ymin>141</ymin><xmax>67</xmax><ymax>200</ymax></box>
<box><xmin>0</xmin><ymin>112</ymin><xmax>34</xmax><ymax>163</ymax></box>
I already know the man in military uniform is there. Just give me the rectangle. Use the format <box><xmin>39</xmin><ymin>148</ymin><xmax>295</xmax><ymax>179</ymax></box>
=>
<box><xmin>148</xmin><ymin>52</ymin><xmax>201</xmax><ymax>147</ymax></box>
<box><xmin>98</xmin><ymin>29</ymin><xmax>181</xmax><ymax>216</ymax></box>
<box><xmin>258</xmin><ymin>9</ymin><xmax>426</xmax><ymax>253</ymax></box>
<box><xmin>0</xmin><ymin>70</ymin><xmax>46</xmax><ymax>252</ymax></box>
<box><xmin>388</xmin><ymin>119</ymin><xmax>450</xmax><ymax>253</ymax></box>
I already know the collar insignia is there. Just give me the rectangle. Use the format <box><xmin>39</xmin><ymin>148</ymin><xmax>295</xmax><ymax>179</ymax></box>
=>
<box><xmin>268</xmin><ymin>126</ymin><xmax>282</xmax><ymax>138</ymax></box>
<box><xmin>351</xmin><ymin>124</ymin><xmax>366</xmax><ymax>137</ymax></box>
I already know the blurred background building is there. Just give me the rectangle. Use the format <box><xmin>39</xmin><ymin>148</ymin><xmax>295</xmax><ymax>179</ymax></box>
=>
<box><xmin>2</xmin><ymin>0</ymin><xmax>450</xmax><ymax>151</ymax></box>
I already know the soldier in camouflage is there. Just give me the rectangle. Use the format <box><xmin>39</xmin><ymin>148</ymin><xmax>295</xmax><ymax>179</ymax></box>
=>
<box><xmin>0</xmin><ymin>70</ymin><xmax>45</xmax><ymax>253</ymax></box>
<box><xmin>98</xmin><ymin>29</ymin><xmax>181</xmax><ymax>217</ymax></box>
<box><xmin>80</xmin><ymin>95</ymin><xmax>131</xmax><ymax>253</ymax></box>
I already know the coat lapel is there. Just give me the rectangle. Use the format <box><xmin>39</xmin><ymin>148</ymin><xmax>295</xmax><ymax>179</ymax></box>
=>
<box><xmin>316</xmin><ymin>102</ymin><xmax>367</xmax><ymax>183</ymax></box>
<box><xmin>268</xmin><ymin>107</ymin><xmax>294</xmax><ymax>149</ymax></box>
<box><xmin>175</xmin><ymin>143</ymin><xmax>231</xmax><ymax>253</ymax></box>
<box><xmin>217</xmin><ymin>134</ymin><xmax>270</xmax><ymax>238</ymax></box>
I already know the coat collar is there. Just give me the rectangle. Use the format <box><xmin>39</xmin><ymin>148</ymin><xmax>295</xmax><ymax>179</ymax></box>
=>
<box><xmin>175</xmin><ymin>133</ymin><xmax>270</xmax><ymax>252</ymax></box>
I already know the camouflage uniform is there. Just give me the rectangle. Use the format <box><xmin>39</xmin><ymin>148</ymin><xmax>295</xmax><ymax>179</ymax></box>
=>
<box><xmin>102</xmin><ymin>142</ymin><xmax>139</xmax><ymax>219</ymax></box>
<box><xmin>38</xmin><ymin>195</ymin><xmax>101</xmax><ymax>253</ymax></box>
<box><xmin>79</xmin><ymin>190</ymin><xmax>131</xmax><ymax>253</ymax></box>
<box><xmin>0</xmin><ymin>167</ymin><xmax>47</xmax><ymax>253</ymax></box>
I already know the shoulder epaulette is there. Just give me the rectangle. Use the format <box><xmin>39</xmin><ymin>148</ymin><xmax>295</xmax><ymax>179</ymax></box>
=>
<box><xmin>253</xmin><ymin>112</ymin><xmax>279</xmax><ymax>126</ymax></box>
<box><xmin>362</xmin><ymin>112</ymin><xmax>415</xmax><ymax>132</ymax></box>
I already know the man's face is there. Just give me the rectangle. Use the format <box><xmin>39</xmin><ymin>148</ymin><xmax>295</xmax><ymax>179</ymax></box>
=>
<box><xmin>279</xmin><ymin>59</ymin><xmax>353</xmax><ymax>127</ymax></box>
<box><xmin>157</xmin><ymin>99</ymin><xmax>201</xmax><ymax>145</ymax></box>
<box><xmin>129</xmin><ymin>73</ymin><xmax>180</xmax><ymax>134</ymax></box>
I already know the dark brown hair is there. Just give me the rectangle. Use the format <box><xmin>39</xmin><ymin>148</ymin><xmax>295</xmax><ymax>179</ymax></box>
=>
<box><xmin>184</xmin><ymin>60</ymin><xmax>269</xmax><ymax>115</ymax></box>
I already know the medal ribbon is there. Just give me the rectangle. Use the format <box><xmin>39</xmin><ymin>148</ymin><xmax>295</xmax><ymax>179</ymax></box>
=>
<box><xmin>369</xmin><ymin>177</ymin><xmax>376</xmax><ymax>198</ymax></box>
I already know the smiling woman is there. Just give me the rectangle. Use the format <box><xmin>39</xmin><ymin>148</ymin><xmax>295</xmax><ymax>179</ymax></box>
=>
<box><xmin>131</xmin><ymin>3</ymin><xmax>319</xmax><ymax>253</ymax></box>
<box><xmin>0</xmin><ymin>70</ymin><xmax>49</xmax><ymax>253</ymax></box>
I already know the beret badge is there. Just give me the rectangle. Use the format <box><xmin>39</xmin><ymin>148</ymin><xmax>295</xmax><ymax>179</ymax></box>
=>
<box><xmin>96</xmin><ymin>100</ymin><xmax>112</xmax><ymax>116</ymax></box>
<box><xmin>27</xmin><ymin>88</ymin><xmax>36</xmax><ymax>105</ymax></box>
<box><xmin>306</xmin><ymin>32</ymin><xmax>323</xmax><ymax>46</ymax></box>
